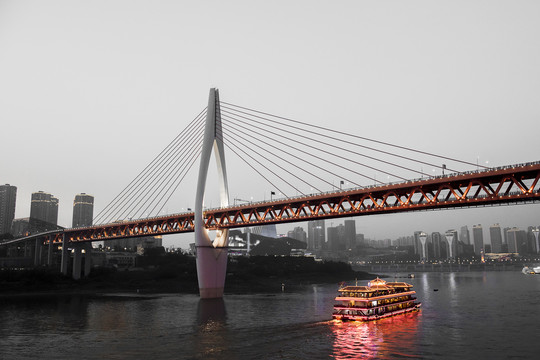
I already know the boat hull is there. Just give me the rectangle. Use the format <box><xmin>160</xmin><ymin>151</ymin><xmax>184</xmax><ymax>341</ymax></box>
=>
<box><xmin>333</xmin><ymin>303</ymin><xmax>421</xmax><ymax>322</ymax></box>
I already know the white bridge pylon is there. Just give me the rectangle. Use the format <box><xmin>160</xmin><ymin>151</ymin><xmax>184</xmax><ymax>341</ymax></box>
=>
<box><xmin>194</xmin><ymin>88</ymin><xmax>230</xmax><ymax>299</ymax></box>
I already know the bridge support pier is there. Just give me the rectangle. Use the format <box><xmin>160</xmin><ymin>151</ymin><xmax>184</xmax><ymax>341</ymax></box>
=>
<box><xmin>196</xmin><ymin>246</ymin><xmax>228</xmax><ymax>298</ymax></box>
<box><xmin>194</xmin><ymin>88</ymin><xmax>230</xmax><ymax>299</ymax></box>
<box><xmin>61</xmin><ymin>234</ymin><xmax>69</xmax><ymax>275</ymax></box>
<box><xmin>34</xmin><ymin>238</ymin><xmax>42</xmax><ymax>266</ymax></box>
<box><xmin>24</xmin><ymin>242</ymin><xmax>30</xmax><ymax>257</ymax></box>
<box><xmin>84</xmin><ymin>242</ymin><xmax>92</xmax><ymax>277</ymax></box>
<box><xmin>72</xmin><ymin>244</ymin><xmax>82</xmax><ymax>280</ymax></box>
<box><xmin>47</xmin><ymin>240</ymin><xmax>53</xmax><ymax>266</ymax></box>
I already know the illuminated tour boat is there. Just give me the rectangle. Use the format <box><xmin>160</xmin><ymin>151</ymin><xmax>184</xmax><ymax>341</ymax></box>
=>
<box><xmin>332</xmin><ymin>278</ymin><xmax>421</xmax><ymax>321</ymax></box>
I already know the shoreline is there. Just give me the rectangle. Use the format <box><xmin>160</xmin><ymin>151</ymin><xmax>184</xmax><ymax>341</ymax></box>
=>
<box><xmin>0</xmin><ymin>256</ymin><xmax>373</xmax><ymax>298</ymax></box>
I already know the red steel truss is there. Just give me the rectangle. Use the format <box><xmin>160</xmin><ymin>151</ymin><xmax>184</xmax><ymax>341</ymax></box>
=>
<box><xmin>14</xmin><ymin>162</ymin><xmax>540</xmax><ymax>245</ymax></box>
<box><xmin>206</xmin><ymin>162</ymin><xmax>540</xmax><ymax>229</ymax></box>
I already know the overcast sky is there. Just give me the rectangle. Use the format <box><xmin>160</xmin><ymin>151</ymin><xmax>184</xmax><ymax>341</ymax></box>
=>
<box><xmin>1</xmin><ymin>0</ymin><xmax>539</xmax><ymax>248</ymax></box>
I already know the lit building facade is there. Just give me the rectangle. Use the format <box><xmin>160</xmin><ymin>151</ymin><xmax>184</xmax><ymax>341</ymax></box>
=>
<box><xmin>72</xmin><ymin>193</ymin><xmax>94</xmax><ymax>228</ymax></box>
<box><xmin>0</xmin><ymin>184</ymin><xmax>17</xmax><ymax>235</ymax></box>
<box><xmin>30</xmin><ymin>191</ymin><xmax>59</xmax><ymax>227</ymax></box>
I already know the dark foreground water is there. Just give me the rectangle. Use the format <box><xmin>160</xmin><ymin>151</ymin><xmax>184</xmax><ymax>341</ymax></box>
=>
<box><xmin>1</xmin><ymin>272</ymin><xmax>539</xmax><ymax>359</ymax></box>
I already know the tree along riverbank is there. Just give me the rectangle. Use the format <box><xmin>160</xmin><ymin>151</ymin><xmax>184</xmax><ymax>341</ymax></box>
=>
<box><xmin>0</xmin><ymin>254</ymin><xmax>373</xmax><ymax>297</ymax></box>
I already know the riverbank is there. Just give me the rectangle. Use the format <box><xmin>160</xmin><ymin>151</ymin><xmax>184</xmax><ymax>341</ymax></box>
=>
<box><xmin>356</xmin><ymin>262</ymin><xmax>525</xmax><ymax>273</ymax></box>
<box><xmin>0</xmin><ymin>255</ymin><xmax>371</xmax><ymax>297</ymax></box>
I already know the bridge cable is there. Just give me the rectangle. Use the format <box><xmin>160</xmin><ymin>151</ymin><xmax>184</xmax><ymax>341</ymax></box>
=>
<box><xmin>221</xmin><ymin>101</ymin><xmax>486</xmax><ymax>170</ymax></box>
<box><xmin>217</xmin><ymin>135</ymin><xmax>299</xmax><ymax>197</ymax></box>
<box><xmin>222</xmin><ymin>111</ymin><xmax>407</xmax><ymax>183</ymax></box>
<box><xmin>93</xmin><ymin>111</ymin><xmax>202</xmax><ymax>223</ymax></box>
<box><xmin>102</xmin><ymin>114</ymin><xmax>205</xmax><ymax>223</ymax></box>
<box><xmin>217</xmin><ymin>136</ymin><xmax>289</xmax><ymax>199</ymax></box>
<box><xmin>221</xmin><ymin>106</ymin><xmax>435</xmax><ymax>177</ymax></box>
<box><xmin>220</xmin><ymin>123</ymin><xmax>326</xmax><ymax>192</ymax></box>
<box><xmin>221</xmin><ymin>118</ymin><xmax>363</xmax><ymax>189</ymax></box>
<box><xmin>221</xmin><ymin>104</ymin><xmax>456</xmax><ymax>175</ymax></box>
<box><xmin>118</xmin><ymin>120</ymin><xmax>205</xmax><ymax>221</ymax></box>
<box><xmin>94</xmin><ymin>108</ymin><xmax>207</xmax><ymax>224</ymax></box>
<box><xmin>127</xmin><ymin>126</ymin><xmax>205</xmax><ymax>219</ymax></box>
<box><xmin>153</xmin><ymin>146</ymin><xmax>202</xmax><ymax>216</ymax></box>
<box><xmin>136</xmin><ymin>136</ymin><xmax>204</xmax><ymax>219</ymax></box>
<box><xmin>216</xmin><ymin>131</ymin><xmax>303</xmax><ymax>197</ymax></box>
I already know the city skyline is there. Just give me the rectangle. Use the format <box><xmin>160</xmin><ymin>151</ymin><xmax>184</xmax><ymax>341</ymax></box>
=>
<box><xmin>1</xmin><ymin>1</ymin><xmax>539</xmax><ymax>245</ymax></box>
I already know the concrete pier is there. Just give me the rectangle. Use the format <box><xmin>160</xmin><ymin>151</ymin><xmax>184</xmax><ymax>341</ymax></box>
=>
<box><xmin>83</xmin><ymin>242</ymin><xmax>92</xmax><ymax>277</ymax></box>
<box><xmin>60</xmin><ymin>234</ymin><xmax>69</xmax><ymax>275</ymax></box>
<box><xmin>72</xmin><ymin>244</ymin><xmax>82</xmax><ymax>280</ymax></box>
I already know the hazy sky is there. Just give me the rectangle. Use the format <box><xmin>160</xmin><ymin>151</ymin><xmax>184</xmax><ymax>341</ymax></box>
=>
<box><xmin>1</xmin><ymin>0</ymin><xmax>539</xmax><ymax>248</ymax></box>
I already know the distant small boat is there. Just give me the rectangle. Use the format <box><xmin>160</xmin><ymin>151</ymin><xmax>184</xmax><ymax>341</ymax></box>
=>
<box><xmin>522</xmin><ymin>266</ymin><xmax>539</xmax><ymax>274</ymax></box>
<box><xmin>408</xmin><ymin>274</ymin><xmax>415</xmax><ymax>278</ymax></box>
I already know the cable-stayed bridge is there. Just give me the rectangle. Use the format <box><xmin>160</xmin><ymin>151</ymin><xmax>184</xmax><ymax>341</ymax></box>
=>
<box><xmin>2</xmin><ymin>89</ymin><xmax>539</xmax><ymax>298</ymax></box>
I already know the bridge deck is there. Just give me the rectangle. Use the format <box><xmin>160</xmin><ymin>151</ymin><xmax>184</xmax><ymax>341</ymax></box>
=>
<box><xmin>2</xmin><ymin>162</ymin><xmax>539</xmax><ymax>245</ymax></box>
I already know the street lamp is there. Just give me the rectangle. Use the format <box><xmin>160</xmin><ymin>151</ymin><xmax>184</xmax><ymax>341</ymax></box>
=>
<box><xmin>271</xmin><ymin>191</ymin><xmax>275</xmax><ymax>201</ymax></box>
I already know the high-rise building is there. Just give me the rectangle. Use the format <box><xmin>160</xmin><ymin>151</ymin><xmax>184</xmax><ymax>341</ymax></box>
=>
<box><xmin>444</xmin><ymin>230</ymin><xmax>458</xmax><ymax>259</ymax></box>
<box><xmin>326</xmin><ymin>226</ymin><xmax>339</xmax><ymax>251</ymax></box>
<box><xmin>325</xmin><ymin>223</ymin><xmax>347</xmax><ymax>251</ymax></box>
<box><xmin>507</xmin><ymin>227</ymin><xmax>527</xmax><ymax>254</ymax></box>
<box><xmin>107</xmin><ymin>234</ymin><xmax>163</xmax><ymax>253</ymax></box>
<box><xmin>472</xmin><ymin>224</ymin><xmax>484</xmax><ymax>255</ymax></box>
<box><xmin>287</xmin><ymin>226</ymin><xmax>307</xmax><ymax>243</ymax></box>
<box><xmin>344</xmin><ymin>220</ymin><xmax>356</xmax><ymax>249</ymax></box>
<box><xmin>250</xmin><ymin>224</ymin><xmax>277</xmax><ymax>238</ymax></box>
<box><xmin>72</xmin><ymin>193</ymin><xmax>94</xmax><ymax>228</ymax></box>
<box><xmin>414</xmin><ymin>231</ymin><xmax>428</xmax><ymax>261</ymax></box>
<box><xmin>30</xmin><ymin>191</ymin><xmax>59</xmax><ymax>226</ymax></box>
<box><xmin>394</xmin><ymin>236</ymin><xmax>414</xmax><ymax>248</ymax></box>
<box><xmin>489</xmin><ymin>224</ymin><xmax>503</xmax><ymax>253</ymax></box>
<box><xmin>0</xmin><ymin>184</ymin><xmax>17</xmax><ymax>235</ymax></box>
<box><xmin>413</xmin><ymin>231</ymin><xmax>421</xmax><ymax>256</ymax></box>
<box><xmin>502</xmin><ymin>227</ymin><xmax>510</xmax><ymax>245</ymax></box>
<box><xmin>136</xmin><ymin>235</ymin><xmax>163</xmax><ymax>254</ymax></box>
<box><xmin>460</xmin><ymin>225</ymin><xmax>471</xmax><ymax>245</ymax></box>
<box><xmin>431</xmin><ymin>232</ymin><xmax>443</xmax><ymax>259</ymax></box>
<box><xmin>356</xmin><ymin>233</ymin><xmax>365</xmax><ymax>247</ymax></box>
<box><xmin>526</xmin><ymin>226</ymin><xmax>538</xmax><ymax>254</ymax></box>
<box><xmin>307</xmin><ymin>220</ymin><xmax>325</xmax><ymax>250</ymax></box>
<box><xmin>531</xmin><ymin>227</ymin><xmax>540</xmax><ymax>254</ymax></box>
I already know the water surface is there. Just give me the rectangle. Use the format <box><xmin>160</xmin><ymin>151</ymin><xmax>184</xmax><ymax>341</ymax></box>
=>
<box><xmin>1</xmin><ymin>272</ymin><xmax>538</xmax><ymax>359</ymax></box>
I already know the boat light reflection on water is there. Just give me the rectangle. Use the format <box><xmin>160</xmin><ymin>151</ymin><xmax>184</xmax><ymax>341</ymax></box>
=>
<box><xmin>331</xmin><ymin>311</ymin><xmax>421</xmax><ymax>360</ymax></box>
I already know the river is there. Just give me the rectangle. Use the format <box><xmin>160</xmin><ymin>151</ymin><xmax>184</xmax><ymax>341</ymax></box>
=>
<box><xmin>1</xmin><ymin>271</ymin><xmax>539</xmax><ymax>359</ymax></box>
